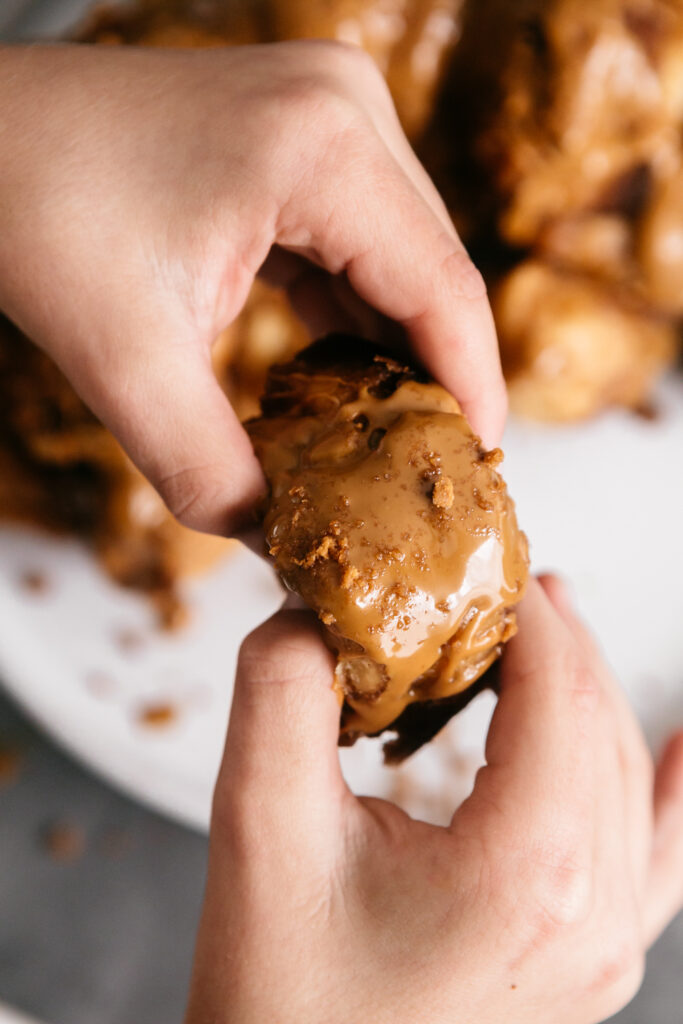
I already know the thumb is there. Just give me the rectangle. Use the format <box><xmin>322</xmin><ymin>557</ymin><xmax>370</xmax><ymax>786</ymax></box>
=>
<box><xmin>213</xmin><ymin>611</ymin><xmax>347</xmax><ymax>845</ymax></box>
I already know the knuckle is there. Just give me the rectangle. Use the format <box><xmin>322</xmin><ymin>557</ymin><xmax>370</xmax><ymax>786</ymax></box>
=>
<box><xmin>156</xmin><ymin>464</ymin><xmax>226</xmax><ymax>530</ymax></box>
<box><xmin>554</xmin><ymin>652</ymin><xmax>602</xmax><ymax>720</ymax></box>
<box><xmin>210</xmin><ymin>782</ymin><xmax>247</xmax><ymax>852</ymax></box>
<box><xmin>525</xmin><ymin>842</ymin><xmax>594</xmax><ymax>934</ymax></box>
<box><xmin>438</xmin><ymin>246</ymin><xmax>488</xmax><ymax>301</ymax></box>
<box><xmin>318</xmin><ymin>38</ymin><xmax>381</xmax><ymax>80</ymax></box>
<box><xmin>237</xmin><ymin>614</ymin><xmax>333</xmax><ymax>692</ymax></box>
<box><xmin>276</xmin><ymin>44</ymin><xmax>384</xmax><ymax>135</ymax></box>
<box><xmin>237</xmin><ymin>623</ymin><xmax>296</xmax><ymax>686</ymax></box>
<box><xmin>588</xmin><ymin>934</ymin><xmax>645</xmax><ymax>1010</ymax></box>
<box><xmin>210</xmin><ymin>785</ymin><xmax>273</xmax><ymax>881</ymax></box>
<box><xmin>279</xmin><ymin>68</ymin><xmax>356</xmax><ymax>128</ymax></box>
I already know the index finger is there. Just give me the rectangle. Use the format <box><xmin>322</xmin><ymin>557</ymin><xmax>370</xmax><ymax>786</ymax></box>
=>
<box><xmin>277</xmin><ymin>129</ymin><xmax>506</xmax><ymax>448</ymax></box>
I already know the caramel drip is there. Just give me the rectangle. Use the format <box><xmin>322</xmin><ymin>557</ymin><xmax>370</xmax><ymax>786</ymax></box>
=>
<box><xmin>249</xmin><ymin>341</ymin><xmax>529</xmax><ymax>739</ymax></box>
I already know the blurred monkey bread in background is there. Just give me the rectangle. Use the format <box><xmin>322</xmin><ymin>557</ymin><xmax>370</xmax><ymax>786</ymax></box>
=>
<box><xmin>0</xmin><ymin>0</ymin><xmax>680</xmax><ymax>627</ymax></box>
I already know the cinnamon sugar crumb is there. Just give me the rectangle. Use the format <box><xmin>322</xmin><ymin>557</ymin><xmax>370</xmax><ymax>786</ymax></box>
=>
<box><xmin>432</xmin><ymin>476</ymin><xmax>455</xmax><ymax>509</ymax></box>
<box><xmin>301</xmin><ymin>534</ymin><xmax>335</xmax><ymax>566</ymax></box>
<box><xmin>19</xmin><ymin>569</ymin><xmax>50</xmax><ymax>594</ymax></box>
<box><xmin>297</xmin><ymin>528</ymin><xmax>348</xmax><ymax>568</ymax></box>
<box><xmin>0</xmin><ymin>747</ymin><xmax>22</xmax><ymax>787</ymax></box>
<box><xmin>320</xmin><ymin>611</ymin><xmax>335</xmax><ymax>626</ymax></box>
<box><xmin>138</xmin><ymin>702</ymin><xmax>177</xmax><ymax>728</ymax></box>
<box><xmin>341</xmin><ymin>565</ymin><xmax>360</xmax><ymax>589</ymax></box>
<box><xmin>41</xmin><ymin>821</ymin><xmax>85</xmax><ymax>862</ymax></box>
<box><xmin>473</xmin><ymin>488</ymin><xmax>494</xmax><ymax>512</ymax></box>
<box><xmin>115</xmin><ymin>628</ymin><xmax>145</xmax><ymax>653</ymax></box>
<box><xmin>481</xmin><ymin>447</ymin><xmax>504</xmax><ymax>467</ymax></box>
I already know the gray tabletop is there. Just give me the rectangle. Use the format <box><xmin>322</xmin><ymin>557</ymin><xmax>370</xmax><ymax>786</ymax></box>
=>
<box><xmin>1</xmin><ymin>3</ymin><xmax>682</xmax><ymax>1022</ymax></box>
<box><xmin>0</xmin><ymin>692</ymin><xmax>205</xmax><ymax>1024</ymax></box>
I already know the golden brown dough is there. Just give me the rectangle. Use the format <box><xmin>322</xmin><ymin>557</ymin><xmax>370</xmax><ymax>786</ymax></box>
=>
<box><xmin>494</xmin><ymin>260</ymin><xmax>677</xmax><ymax>421</ymax></box>
<box><xmin>481</xmin><ymin>0</ymin><xmax>683</xmax><ymax>245</ymax></box>
<box><xmin>74</xmin><ymin>0</ymin><xmax>267</xmax><ymax>47</ymax></box>
<box><xmin>0</xmin><ymin>312</ymin><xmax>235</xmax><ymax>627</ymax></box>
<box><xmin>638</xmin><ymin>170</ymin><xmax>683</xmax><ymax>315</ymax></box>
<box><xmin>248</xmin><ymin>336</ymin><xmax>528</xmax><ymax>756</ymax></box>
<box><xmin>270</xmin><ymin>0</ymin><xmax>462</xmax><ymax>137</ymax></box>
<box><xmin>3</xmin><ymin>0</ymin><xmax>682</xmax><ymax>631</ymax></box>
<box><xmin>221</xmin><ymin>281</ymin><xmax>309</xmax><ymax>423</ymax></box>
<box><xmin>77</xmin><ymin>0</ymin><xmax>461</xmax><ymax>138</ymax></box>
<box><xmin>75</xmin><ymin>0</ymin><xmax>682</xmax><ymax>432</ymax></box>
<box><xmin>438</xmin><ymin>0</ymin><xmax>683</xmax><ymax>418</ymax></box>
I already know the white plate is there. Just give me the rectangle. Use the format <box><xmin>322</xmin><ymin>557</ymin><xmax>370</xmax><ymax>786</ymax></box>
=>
<box><xmin>0</xmin><ymin>375</ymin><xmax>682</xmax><ymax>831</ymax></box>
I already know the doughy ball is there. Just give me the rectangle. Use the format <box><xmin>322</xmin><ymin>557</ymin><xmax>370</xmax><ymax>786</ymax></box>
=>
<box><xmin>248</xmin><ymin>337</ymin><xmax>529</xmax><ymax>757</ymax></box>
<box><xmin>495</xmin><ymin>261</ymin><xmax>677</xmax><ymax>422</ymax></box>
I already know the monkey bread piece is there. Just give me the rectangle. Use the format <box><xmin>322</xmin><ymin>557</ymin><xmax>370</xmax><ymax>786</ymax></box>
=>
<box><xmin>482</xmin><ymin>0</ymin><xmax>683</xmax><ymax>247</ymax></box>
<box><xmin>219</xmin><ymin>281</ymin><xmax>309</xmax><ymax>422</ymax></box>
<box><xmin>638</xmin><ymin>170</ymin><xmax>683</xmax><ymax>316</ymax></box>
<box><xmin>247</xmin><ymin>337</ymin><xmax>529</xmax><ymax>758</ymax></box>
<box><xmin>494</xmin><ymin>261</ymin><xmax>678</xmax><ymax>422</ymax></box>
<box><xmin>74</xmin><ymin>0</ymin><xmax>266</xmax><ymax>47</ymax></box>
<box><xmin>0</xmin><ymin>312</ymin><xmax>235</xmax><ymax>629</ymax></box>
<box><xmin>76</xmin><ymin>0</ymin><xmax>462</xmax><ymax>140</ymax></box>
<box><xmin>270</xmin><ymin>0</ymin><xmax>463</xmax><ymax>138</ymax></box>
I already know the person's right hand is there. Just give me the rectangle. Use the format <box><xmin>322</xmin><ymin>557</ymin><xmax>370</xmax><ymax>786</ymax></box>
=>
<box><xmin>0</xmin><ymin>41</ymin><xmax>505</xmax><ymax>535</ymax></box>
<box><xmin>185</xmin><ymin>576</ymin><xmax>683</xmax><ymax>1024</ymax></box>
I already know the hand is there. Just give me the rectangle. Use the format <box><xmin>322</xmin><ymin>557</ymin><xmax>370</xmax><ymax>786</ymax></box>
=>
<box><xmin>185</xmin><ymin>576</ymin><xmax>683</xmax><ymax>1024</ymax></box>
<box><xmin>0</xmin><ymin>41</ymin><xmax>504</xmax><ymax>534</ymax></box>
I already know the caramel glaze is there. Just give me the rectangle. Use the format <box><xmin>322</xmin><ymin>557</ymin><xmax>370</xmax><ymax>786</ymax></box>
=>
<box><xmin>248</xmin><ymin>337</ymin><xmax>529</xmax><ymax>746</ymax></box>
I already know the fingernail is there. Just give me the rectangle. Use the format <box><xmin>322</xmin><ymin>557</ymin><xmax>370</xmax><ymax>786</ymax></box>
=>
<box><xmin>537</xmin><ymin>572</ymin><xmax>574</xmax><ymax>616</ymax></box>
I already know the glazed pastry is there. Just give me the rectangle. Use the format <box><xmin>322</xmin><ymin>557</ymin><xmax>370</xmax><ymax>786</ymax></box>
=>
<box><xmin>2</xmin><ymin>0</ymin><xmax>681</xmax><ymax>631</ymax></box>
<box><xmin>270</xmin><ymin>0</ymin><xmax>462</xmax><ymax>138</ymax></box>
<box><xmin>480</xmin><ymin>0</ymin><xmax>683</xmax><ymax>246</ymax></box>
<box><xmin>435</xmin><ymin>0</ymin><xmax>683</xmax><ymax>419</ymax></box>
<box><xmin>74</xmin><ymin>0</ymin><xmax>683</xmax><ymax>434</ymax></box>
<box><xmin>76</xmin><ymin>0</ymin><xmax>461</xmax><ymax>139</ymax></box>
<box><xmin>494</xmin><ymin>261</ymin><xmax>677</xmax><ymax>421</ymax></box>
<box><xmin>248</xmin><ymin>336</ymin><xmax>528</xmax><ymax>757</ymax></box>
<box><xmin>637</xmin><ymin>170</ymin><xmax>683</xmax><ymax>316</ymax></box>
<box><xmin>0</xmin><ymin>313</ymin><xmax>235</xmax><ymax>627</ymax></box>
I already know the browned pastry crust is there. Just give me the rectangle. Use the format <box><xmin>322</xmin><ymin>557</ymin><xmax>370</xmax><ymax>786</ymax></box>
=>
<box><xmin>73</xmin><ymin>0</ymin><xmax>683</xmax><ymax>430</ymax></box>
<box><xmin>381</xmin><ymin>666</ymin><xmax>495</xmax><ymax>762</ymax></box>
<box><xmin>479</xmin><ymin>0</ymin><xmax>683</xmax><ymax>248</ymax></box>
<box><xmin>248</xmin><ymin>336</ymin><xmax>528</xmax><ymax>758</ymax></box>
<box><xmin>74</xmin><ymin>0</ymin><xmax>269</xmax><ymax>47</ymax></box>
<box><xmin>1</xmin><ymin>0</ymin><xmax>681</xmax><ymax>628</ymax></box>
<box><xmin>76</xmin><ymin>0</ymin><xmax>462</xmax><ymax>139</ymax></box>
<box><xmin>0</xmin><ymin>314</ymin><xmax>228</xmax><ymax>626</ymax></box>
<box><xmin>424</xmin><ymin>0</ymin><xmax>682</xmax><ymax>421</ymax></box>
<box><xmin>493</xmin><ymin>260</ymin><xmax>678</xmax><ymax>421</ymax></box>
<box><xmin>0</xmin><ymin>284</ymin><xmax>305</xmax><ymax>625</ymax></box>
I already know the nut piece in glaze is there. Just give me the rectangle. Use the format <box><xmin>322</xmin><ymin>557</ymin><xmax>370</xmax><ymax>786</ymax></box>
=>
<box><xmin>247</xmin><ymin>336</ymin><xmax>529</xmax><ymax>758</ymax></box>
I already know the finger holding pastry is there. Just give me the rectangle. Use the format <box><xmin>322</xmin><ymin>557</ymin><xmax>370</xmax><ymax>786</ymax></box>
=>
<box><xmin>187</xmin><ymin>578</ymin><xmax>683</xmax><ymax>1024</ymax></box>
<box><xmin>0</xmin><ymin>39</ymin><xmax>504</xmax><ymax>545</ymax></box>
<box><xmin>247</xmin><ymin>334</ymin><xmax>528</xmax><ymax>758</ymax></box>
